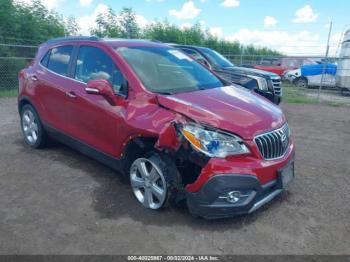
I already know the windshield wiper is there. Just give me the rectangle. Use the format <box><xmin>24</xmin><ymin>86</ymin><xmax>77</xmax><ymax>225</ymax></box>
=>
<box><xmin>156</xmin><ymin>91</ymin><xmax>174</xmax><ymax>95</ymax></box>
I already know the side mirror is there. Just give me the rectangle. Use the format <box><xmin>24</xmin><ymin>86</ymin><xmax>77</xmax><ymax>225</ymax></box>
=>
<box><xmin>85</xmin><ymin>79</ymin><xmax>114</xmax><ymax>99</ymax></box>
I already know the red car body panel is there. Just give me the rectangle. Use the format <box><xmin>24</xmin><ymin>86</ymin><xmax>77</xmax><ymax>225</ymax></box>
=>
<box><xmin>157</xmin><ymin>86</ymin><xmax>285</xmax><ymax>140</ymax></box>
<box><xmin>253</xmin><ymin>65</ymin><xmax>287</xmax><ymax>76</ymax></box>
<box><xmin>20</xmin><ymin>40</ymin><xmax>186</xmax><ymax>158</ymax></box>
<box><xmin>18</xmin><ymin>38</ymin><xmax>295</xmax><ymax>218</ymax></box>
<box><xmin>186</xmin><ymin>139</ymin><xmax>294</xmax><ymax>192</ymax></box>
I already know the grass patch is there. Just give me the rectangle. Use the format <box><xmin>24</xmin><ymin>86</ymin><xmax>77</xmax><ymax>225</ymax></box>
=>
<box><xmin>327</xmin><ymin>101</ymin><xmax>344</xmax><ymax>107</ymax></box>
<box><xmin>282</xmin><ymin>83</ymin><xmax>317</xmax><ymax>104</ymax></box>
<box><xmin>0</xmin><ymin>89</ymin><xmax>18</xmax><ymax>98</ymax></box>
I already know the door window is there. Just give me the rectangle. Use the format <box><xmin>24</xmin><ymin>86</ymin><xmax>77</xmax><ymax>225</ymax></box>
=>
<box><xmin>75</xmin><ymin>46</ymin><xmax>125</xmax><ymax>94</ymax></box>
<box><xmin>47</xmin><ymin>46</ymin><xmax>73</xmax><ymax>76</ymax></box>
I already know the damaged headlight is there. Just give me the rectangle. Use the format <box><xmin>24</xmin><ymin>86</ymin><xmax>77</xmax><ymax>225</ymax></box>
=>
<box><xmin>180</xmin><ymin>124</ymin><xmax>250</xmax><ymax>158</ymax></box>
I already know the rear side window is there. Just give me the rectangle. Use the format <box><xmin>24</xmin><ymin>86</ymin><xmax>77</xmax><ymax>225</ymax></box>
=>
<box><xmin>75</xmin><ymin>46</ymin><xmax>126</xmax><ymax>94</ymax></box>
<box><xmin>46</xmin><ymin>46</ymin><xmax>73</xmax><ymax>76</ymax></box>
<box><xmin>181</xmin><ymin>48</ymin><xmax>206</xmax><ymax>61</ymax></box>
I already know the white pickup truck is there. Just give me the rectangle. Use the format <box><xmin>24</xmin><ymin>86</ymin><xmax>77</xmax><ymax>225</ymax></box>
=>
<box><xmin>284</xmin><ymin>63</ymin><xmax>337</xmax><ymax>89</ymax></box>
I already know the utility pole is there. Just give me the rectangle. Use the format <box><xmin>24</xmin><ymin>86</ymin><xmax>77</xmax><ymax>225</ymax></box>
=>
<box><xmin>318</xmin><ymin>21</ymin><xmax>333</xmax><ymax>102</ymax></box>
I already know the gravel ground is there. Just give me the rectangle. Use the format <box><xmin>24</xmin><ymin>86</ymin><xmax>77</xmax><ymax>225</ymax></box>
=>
<box><xmin>0</xmin><ymin>97</ymin><xmax>349</xmax><ymax>255</ymax></box>
<box><xmin>305</xmin><ymin>89</ymin><xmax>350</xmax><ymax>105</ymax></box>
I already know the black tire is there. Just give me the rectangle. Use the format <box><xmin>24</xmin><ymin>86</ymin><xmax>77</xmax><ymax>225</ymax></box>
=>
<box><xmin>129</xmin><ymin>152</ymin><xmax>182</xmax><ymax>210</ymax></box>
<box><xmin>295</xmin><ymin>78</ymin><xmax>308</xmax><ymax>88</ymax></box>
<box><xmin>20</xmin><ymin>104</ymin><xmax>48</xmax><ymax>148</ymax></box>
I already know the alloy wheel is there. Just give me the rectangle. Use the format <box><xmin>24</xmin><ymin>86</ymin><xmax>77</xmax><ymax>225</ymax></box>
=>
<box><xmin>130</xmin><ymin>158</ymin><xmax>167</xmax><ymax>209</ymax></box>
<box><xmin>22</xmin><ymin>109</ymin><xmax>39</xmax><ymax>145</ymax></box>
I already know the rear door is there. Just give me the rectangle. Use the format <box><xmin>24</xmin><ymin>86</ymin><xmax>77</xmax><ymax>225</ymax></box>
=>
<box><xmin>34</xmin><ymin>45</ymin><xmax>74</xmax><ymax>133</ymax></box>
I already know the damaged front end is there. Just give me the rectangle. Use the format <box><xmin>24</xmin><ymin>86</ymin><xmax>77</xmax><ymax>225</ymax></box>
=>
<box><xmin>150</xmin><ymin>94</ymin><xmax>294</xmax><ymax>219</ymax></box>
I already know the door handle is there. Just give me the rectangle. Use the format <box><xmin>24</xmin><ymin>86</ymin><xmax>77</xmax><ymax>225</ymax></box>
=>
<box><xmin>31</xmin><ymin>75</ymin><xmax>38</xmax><ymax>81</ymax></box>
<box><xmin>65</xmin><ymin>91</ymin><xmax>77</xmax><ymax>99</ymax></box>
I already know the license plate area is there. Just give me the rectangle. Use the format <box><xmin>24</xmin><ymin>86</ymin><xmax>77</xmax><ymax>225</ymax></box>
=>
<box><xmin>278</xmin><ymin>161</ymin><xmax>294</xmax><ymax>189</ymax></box>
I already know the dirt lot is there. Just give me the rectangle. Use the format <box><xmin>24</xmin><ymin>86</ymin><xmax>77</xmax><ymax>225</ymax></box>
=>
<box><xmin>0</xmin><ymin>97</ymin><xmax>349</xmax><ymax>255</ymax></box>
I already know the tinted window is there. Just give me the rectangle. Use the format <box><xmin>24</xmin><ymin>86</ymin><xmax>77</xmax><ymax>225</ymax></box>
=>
<box><xmin>75</xmin><ymin>46</ymin><xmax>125</xmax><ymax>94</ymax></box>
<box><xmin>181</xmin><ymin>48</ymin><xmax>206</xmax><ymax>61</ymax></box>
<box><xmin>197</xmin><ymin>47</ymin><xmax>234</xmax><ymax>68</ymax></box>
<box><xmin>40</xmin><ymin>50</ymin><xmax>51</xmax><ymax>67</ymax></box>
<box><xmin>47</xmin><ymin>46</ymin><xmax>73</xmax><ymax>76</ymax></box>
<box><xmin>117</xmin><ymin>47</ymin><xmax>223</xmax><ymax>94</ymax></box>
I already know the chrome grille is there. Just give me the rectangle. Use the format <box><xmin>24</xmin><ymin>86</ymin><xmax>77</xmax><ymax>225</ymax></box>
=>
<box><xmin>254</xmin><ymin>123</ymin><xmax>290</xmax><ymax>160</ymax></box>
<box><xmin>271</xmin><ymin>77</ymin><xmax>282</xmax><ymax>96</ymax></box>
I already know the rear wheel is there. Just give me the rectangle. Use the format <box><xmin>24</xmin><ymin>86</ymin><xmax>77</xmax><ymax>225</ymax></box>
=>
<box><xmin>20</xmin><ymin>104</ymin><xmax>48</xmax><ymax>148</ymax></box>
<box><xmin>129</xmin><ymin>153</ymin><xmax>181</xmax><ymax>210</ymax></box>
<box><xmin>295</xmin><ymin>78</ymin><xmax>308</xmax><ymax>88</ymax></box>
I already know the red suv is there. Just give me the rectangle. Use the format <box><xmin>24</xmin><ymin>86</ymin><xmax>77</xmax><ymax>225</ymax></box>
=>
<box><xmin>18</xmin><ymin>37</ymin><xmax>295</xmax><ymax>219</ymax></box>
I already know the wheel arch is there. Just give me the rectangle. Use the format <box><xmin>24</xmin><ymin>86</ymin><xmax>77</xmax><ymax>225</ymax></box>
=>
<box><xmin>18</xmin><ymin>96</ymin><xmax>34</xmax><ymax>114</ymax></box>
<box><xmin>293</xmin><ymin>76</ymin><xmax>308</xmax><ymax>85</ymax></box>
<box><xmin>120</xmin><ymin>136</ymin><xmax>159</xmax><ymax>176</ymax></box>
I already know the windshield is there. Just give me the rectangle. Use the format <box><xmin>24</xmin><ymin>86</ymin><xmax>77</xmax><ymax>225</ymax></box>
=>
<box><xmin>198</xmin><ymin>47</ymin><xmax>234</xmax><ymax>69</ymax></box>
<box><xmin>117</xmin><ymin>47</ymin><xmax>224</xmax><ymax>94</ymax></box>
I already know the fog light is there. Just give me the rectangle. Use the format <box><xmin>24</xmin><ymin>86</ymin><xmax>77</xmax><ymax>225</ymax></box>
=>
<box><xmin>226</xmin><ymin>191</ymin><xmax>241</xmax><ymax>203</ymax></box>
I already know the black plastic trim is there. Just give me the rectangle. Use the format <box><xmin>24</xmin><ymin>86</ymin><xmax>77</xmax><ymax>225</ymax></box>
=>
<box><xmin>186</xmin><ymin>163</ymin><xmax>294</xmax><ymax>219</ymax></box>
<box><xmin>43</xmin><ymin>123</ymin><xmax>125</xmax><ymax>173</ymax></box>
<box><xmin>46</xmin><ymin>36</ymin><xmax>100</xmax><ymax>45</ymax></box>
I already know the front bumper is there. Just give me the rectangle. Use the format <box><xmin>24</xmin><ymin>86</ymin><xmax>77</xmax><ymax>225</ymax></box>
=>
<box><xmin>186</xmin><ymin>144</ymin><xmax>295</xmax><ymax>219</ymax></box>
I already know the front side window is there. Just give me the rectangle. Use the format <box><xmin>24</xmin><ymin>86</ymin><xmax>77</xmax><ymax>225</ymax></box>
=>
<box><xmin>117</xmin><ymin>47</ymin><xmax>224</xmax><ymax>94</ymax></box>
<box><xmin>75</xmin><ymin>46</ymin><xmax>125</xmax><ymax>94</ymax></box>
<box><xmin>47</xmin><ymin>46</ymin><xmax>73</xmax><ymax>76</ymax></box>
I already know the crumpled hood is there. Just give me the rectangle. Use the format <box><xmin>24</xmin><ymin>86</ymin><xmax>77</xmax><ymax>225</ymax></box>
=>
<box><xmin>157</xmin><ymin>86</ymin><xmax>285</xmax><ymax>140</ymax></box>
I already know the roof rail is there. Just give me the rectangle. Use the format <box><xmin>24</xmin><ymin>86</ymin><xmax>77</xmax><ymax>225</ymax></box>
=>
<box><xmin>46</xmin><ymin>36</ymin><xmax>100</xmax><ymax>44</ymax></box>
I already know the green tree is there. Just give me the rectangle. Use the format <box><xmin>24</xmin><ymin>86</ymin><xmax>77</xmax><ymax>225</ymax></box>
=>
<box><xmin>119</xmin><ymin>7</ymin><xmax>140</xmax><ymax>38</ymax></box>
<box><xmin>65</xmin><ymin>16</ymin><xmax>80</xmax><ymax>36</ymax></box>
<box><xmin>91</xmin><ymin>8</ymin><xmax>123</xmax><ymax>37</ymax></box>
<box><xmin>0</xmin><ymin>0</ymin><xmax>67</xmax><ymax>90</ymax></box>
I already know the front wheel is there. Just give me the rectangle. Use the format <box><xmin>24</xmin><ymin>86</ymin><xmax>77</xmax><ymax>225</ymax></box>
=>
<box><xmin>295</xmin><ymin>78</ymin><xmax>308</xmax><ymax>88</ymax></box>
<box><xmin>129</xmin><ymin>153</ymin><xmax>180</xmax><ymax>210</ymax></box>
<box><xmin>20</xmin><ymin>104</ymin><xmax>48</xmax><ymax>148</ymax></box>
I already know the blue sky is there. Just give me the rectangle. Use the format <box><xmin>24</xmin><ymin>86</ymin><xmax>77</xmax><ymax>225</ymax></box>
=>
<box><xmin>29</xmin><ymin>0</ymin><xmax>348</xmax><ymax>55</ymax></box>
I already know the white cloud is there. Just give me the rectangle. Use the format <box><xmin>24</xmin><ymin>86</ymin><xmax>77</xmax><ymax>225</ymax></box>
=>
<box><xmin>225</xmin><ymin>29</ymin><xmax>326</xmax><ymax>55</ymax></box>
<box><xmin>77</xmin><ymin>3</ymin><xmax>109</xmax><ymax>35</ymax></box>
<box><xmin>292</xmin><ymin>5</ymin><xmax>319</xmax><ymax>23</ymax></box>
<box><xmin>168</xmin><ymin>1</ymin><xmax>201</xmax><ymax>20</ymax></box>
<box><xmin>77</xmin><ymin>4</ymin><xmax>153</xmax><ymax>35</ymax></box>
<box><xmin>224</xmin><ymin>28</ymin><xmax>344</xmax><ymax>56</ymax></box>
<box><xmin>220</xmin><ymin>0</ymin><xmax>240</xmax><ymax>8</ymax></box>
<box><xmin>264</xmin><ymin>16</ymin><xmax>277</xmax><ymax>27</ymax></box>
<box><xmin>136</xmin><ymin>15</ymin><xmax>152</xmax><ymax>28</ymax></box>
<box><xmin>209</xmin><ymin>27</ymin><xmax>224</xmax><ymax>38</ymax></box>
<box><xmin>79</xmin><ymin>0</ymin><xmax>92</xmax><ymax>7</ymax></box>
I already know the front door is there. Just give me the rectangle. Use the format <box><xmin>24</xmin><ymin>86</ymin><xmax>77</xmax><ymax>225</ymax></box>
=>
<box><xmin>63</xmin><ymin>45</ymin><xmax>128</xmax><ymax>158</ymax></box>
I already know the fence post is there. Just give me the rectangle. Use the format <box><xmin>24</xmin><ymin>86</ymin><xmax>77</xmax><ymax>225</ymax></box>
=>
<box><xmin>318</xmin><ymin>21</ymin><xmax>333</xmax><ymax>102</ymax></box>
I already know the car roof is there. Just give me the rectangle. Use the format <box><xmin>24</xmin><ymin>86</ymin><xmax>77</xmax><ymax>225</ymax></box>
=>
<box><xmin>44</xmin><ymin>36</ymin><xmax>167</xmax><ymax>48</ymax></box>
<box><xmin>169</xmin><ymin>43</ymin><xmax>202</xmax><ymax>49</ymax></box>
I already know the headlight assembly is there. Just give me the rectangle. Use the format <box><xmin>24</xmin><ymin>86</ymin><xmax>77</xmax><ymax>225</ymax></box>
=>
<box><xmin>180</xmin><ymin>124</ymin><xmax>250</xmax><ymax>158</ymax></box>
<box><xmin>248</xmin><ymin>75</ymin><xmax>269</xmax><ymax>92</ymax></box>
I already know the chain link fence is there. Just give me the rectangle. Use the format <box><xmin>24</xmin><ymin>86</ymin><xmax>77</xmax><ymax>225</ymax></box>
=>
<box><xmin>0</xmin><ymin>43</ymin><xmax>37</xmax><ymax>90</ymax></box>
